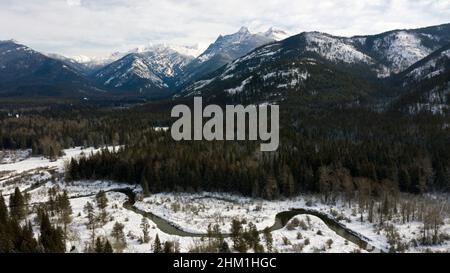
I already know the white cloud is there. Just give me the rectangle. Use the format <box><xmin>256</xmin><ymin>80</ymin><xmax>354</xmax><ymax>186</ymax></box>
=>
<box><xmin>0</xmin><ymin>0</ymin><xmax>449</xmax><ymax>57</ymax></box>
<box><xmin>66</xmin><ymin>0</ymin><xmax>81</xmax><ymax>7</ymax></box>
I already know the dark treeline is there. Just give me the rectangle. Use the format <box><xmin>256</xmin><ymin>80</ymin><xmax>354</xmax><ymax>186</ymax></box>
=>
<box><xmin>66</xmin><ymin>103</ymin><xmax>450</xmax><ymax>197</ymax></box>
<box><xmin>1</xmin><ymin>98</ymin><xmax>449</xmax><ymax>197</ymax></box>
<box><xmin>0</xmin><ymin>188</ymin><xmax>66</xmax><ymax>253</ymax></box>
<box><xmin>0</xmin><ymin>100</ymin><xmax>171</xmax><ymax>159</ymax></box>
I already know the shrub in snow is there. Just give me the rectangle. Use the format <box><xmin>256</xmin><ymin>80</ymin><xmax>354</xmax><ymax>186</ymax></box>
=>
<box><xmin>326</xmin><ymin>239</ymin><xmax>333</xmax><ymax>249</ymax></box>
<box><xmin>304</xmin><ymin>238</ymin><xmax>310</xmax><ymax>245</ymax></box>
<box><xmin>291</xmin><ymin>243</ymin><xmax>304</xmax><ymax>253</ymax></box>
<box><xmin>299</xmin><ymin>220</ymin><xmax>308</xmax><ymax>230</ymax></box>
<box><xmin>282</xmin><ymin>236</ymin><xmax>291</xmax><ymax>246</ymax></box>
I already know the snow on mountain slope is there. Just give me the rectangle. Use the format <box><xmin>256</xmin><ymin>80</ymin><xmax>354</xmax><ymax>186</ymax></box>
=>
<box><xmin>0</xmin><ymin>40</ymin><xmax>103</xmax><ymax>97</ymax></box>
<box><xmin>177</xmin><ymin>27</ymin><xmax>276</xmax><ymax>87</ymax></box>
<box><xmin>71</xmin><ymin>55</ymin><xmax>95</xmax><ymax>64</ymax></box>
<box><xmin>96</xmin><ymin>55</ymin><xmax>166</xmax><ymax>90</ymax></box>
<box><xmin>350</xmin><ymin>23</ymin><xmax>450</xmax><ymax>75</ymax></box>
<box><xmin>77</xmin><ymin>52</ymin><xmax>127</xmax><ymax>70</ymax></box>
<box><xmin>179</xmin><ymin>33</ymin><xmax>377</xmax><ymax>105</ymax></box>
<box><xmin>94</xmin><ymin>44</ymin><xmax>194</xmax><ymax>96</ymax></box>
<box><xmin>180</xmin><ymin>24</ymin><xmax>450</xmax><ymax>103</ymax></box>
<box><xmin>47</xmin><ymin>52</ymin><xmax>126</xmax><ymax>75</ymax></box>
<box><xmin>132</xmin><ymin>44</ymin><xmax>194</xmax><ymax>78</ymax></box>
<box><xmin>132</xmin><ymin>43</ymin><xmax>202</xmax><ymax>58</ymax></box>
<box><xmin>305</xmin><ymin>32</ymin><xmax>373</xmax><ymax>64</ymax></box>
<box><xmin>262</xmin><ymin>27</ymin><xmax>292</xmax><ymax>41</ymax></box>
<box><xmin>196</xmin><ymin>27</ymin><xmax>273</xmax><ymax>64</ymax></box>
<box><xmin>371</xmin><ymin>31</ymin><xmax>432</xmax><ymax>74</ymax></box>
<box><xmin>50</xmin><ymin>43</ymin><xmax>200</xmax><ymax>77</ymax></box>
<box><xmin>404</xmin><ymin>46</ymin><xmax>450</xmax><ymax>82</ymax></box>
<box><xmin>392</xmin><ymin>43</ymin><xmax>450</xmax><ymax>115</ymax></box>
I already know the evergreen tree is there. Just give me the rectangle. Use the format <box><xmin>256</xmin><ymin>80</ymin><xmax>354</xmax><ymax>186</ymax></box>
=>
<box><xmin>20</xmin><ymin>221</ymin><xmax>39</xmax><ymax>252</ymax></box>
<box><xmin>263</xmin><ymin>227</ymin><xmax>273</xmax><ymax>252</ymax></box>
<box><xmin>95</xmin><ymin>191</ymin><xmax>108</xmax><ymax>225</ymax></box>
<box><xmin>103</xmin><ymin>239</ymin><xmax>113</xmax><ymax>253</ymax></box>
<box><xmin>39</xmin><ymin>212</ymin><xmax>65</xmax><ymax>253</ymax></box>
<box><xmin>231</xmin><ymin>219</ymin><xmax>242</xmax><ymax>245</ymax></box>
<box><xmin>140</xmin><ymin>175</ymin><xmax>150</xmax><ymax>196</ymax></box>
<box><xmin>57</xmin><ymin>190</ymin><xmax>72</xmax><ymax>241</ymax></box>
<box><xmin>9</xmin><ymin>187</ymin><xmax>25</xmax><ymax>220</ymax></box>
<box><xmin>153</xmin><ymin>234</ymin><xmax>162</xmax><ymax>253</ymax></box>
<box><xmin>219</xmin><ymin>241</ymin><xmax>231</xmax><ymax>253</ymax></box>
<box><xmin>0</xmin><ymin>194</ymin><xmax>8</xmax><ymax>225</ymax></box>
<box><xmin>95</xmin><ymin>237</ymin><xmax>104</xmax><ymax>253</ymax></box>
<box><xmin>111</xmin><ymin>222</ymin><xmax>125</xmax><ymax>242</ymax></box>
<box><xmin>111</xmin><ymin>222</ymin><xmax>126</xmax><ymax>251</ymax></box>
<box><xmin>230</xmin><ymin>219</ymin><xmax>247</xmax><ymax>253</ymax></box>
<box><xmin>83</xmin><ymin>201</ymin><xmax>97</xmax><ymax>245</ymax></box>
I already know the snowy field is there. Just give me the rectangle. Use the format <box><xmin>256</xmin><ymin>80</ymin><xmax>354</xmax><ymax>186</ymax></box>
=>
<box><xmin>134</xmin><ymin>192</ymin><xmax>450</xmax><ymax>253</ymax></box>
<box><xmin>0</xmin><ymin>147</ymin><xmax>119</xmax><ymax>174</ymax></box>
<box><xmin>272</xmin><ymin>215</ymin><xmax>362</xmax><ymax>253</ymax></box>
<box><xmin>1</xmin><ymin>147</ymin><xmax>449</xmax><ymax>253</ymax></box>
<box><xmin>66</xmin><ymin>191</ymin><xmax>196</xmax><ymax>253</ymax></box>
<box><xmin>0</xmin><ymin>149</ymin><xmax>31</xmax><ymax>164</ymax></box>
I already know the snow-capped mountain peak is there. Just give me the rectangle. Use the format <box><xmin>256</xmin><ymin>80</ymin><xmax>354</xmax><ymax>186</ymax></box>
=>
<box><xmin>223</xmin><ymin>27</ymin><xmax>254</xmax><ymax>44</ymax></box>
<box><xmin>196</xmin><ymin>27</ymin><xmax>274</xmax><ymax>63</ymax></box>
<box><xmin>237</xmin><ymin>26</ymin><xmax>250</xmax><ymax>34</ymax></box>
<box><xmin>165</xmin><ymin>44</ymin><xmax>203</xmax><ymax>57</ymax></box>
<box><xmin>93</xmin><ymin>43</ymin><xmax>195</xmax><ymax>97</ymax></box>
<box><xmin>70</xmin><ymin>55</ymin><xmax>94</xmax><ymax>64</ymax></box>
<box><xmin>262</xmin><ymin>27</ymin><xmax>292</xmax><ymax>41</ymax></box>
<box><xmin>130</xmin><ymin>43</ymin><xmax>202</xmax><ymax>58</ymax></box>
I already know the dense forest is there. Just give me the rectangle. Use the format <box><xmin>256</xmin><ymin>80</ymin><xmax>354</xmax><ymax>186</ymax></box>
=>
<box><xmin>0</xmin><ymin>188</ymin><xmax>67</xmax><ymax>253</ymax></box>
<box><xmin>0</xmin><ymin>99</ymin><xmax>171</xmax><ymax>159</ymax></box>
<box><xmin>0</xmin><ymin>97</ymin><xmax>449</xmax><ymax>253</ymax></box>
<box><xmin>61</xmin><ymin>99</ymin><xmax>450</xmax><ymax>198</ymax></box>
<box><xmin>1</xmin><ymin>97</ymin><xmax>449</xmax><ymax>199</ymax></box>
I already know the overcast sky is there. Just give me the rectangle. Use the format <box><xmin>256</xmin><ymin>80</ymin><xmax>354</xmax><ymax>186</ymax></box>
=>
<box><xmin>0</xmin><ymin>0</ymin><xmax>449</xmax><ymax>57</ymax></box>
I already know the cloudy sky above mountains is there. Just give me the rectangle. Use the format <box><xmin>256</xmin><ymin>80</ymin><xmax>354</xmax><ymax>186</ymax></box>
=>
<box><xmin>0</xmin><ymin>0</ymin><xmax>449</xmax><ymax>57</ymax></box>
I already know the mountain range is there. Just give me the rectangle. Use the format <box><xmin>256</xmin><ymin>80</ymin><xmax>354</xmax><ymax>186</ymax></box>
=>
<box><xmin>178</xmin><ymin>23</ymin><xmax>450</xmax><ymax>114</ymax></box>
<box><xmin>0</xmin><ymin>40</ymin><xmax>103</xmax><ymax>97</ymax></box>
<box><xmin>0</xmin><ymin>24</ymin><xmax>449</xmax><ymax>114</ymax></box>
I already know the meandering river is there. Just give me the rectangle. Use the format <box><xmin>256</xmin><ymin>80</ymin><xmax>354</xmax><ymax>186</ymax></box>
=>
<box><xmin>114</xmin><ymin>188</ymin><xmax>381</xmax><ymax>252</ymax></box>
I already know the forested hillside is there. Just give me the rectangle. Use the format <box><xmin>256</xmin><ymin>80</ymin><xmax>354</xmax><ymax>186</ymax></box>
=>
<box><xmin>62</xmin><ymin>100</ymin><xmax>450</xmax><ymax>197</ymax></box>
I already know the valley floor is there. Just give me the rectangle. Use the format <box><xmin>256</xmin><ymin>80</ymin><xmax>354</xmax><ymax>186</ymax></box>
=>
<box><xmin>1</xmin><ymin>148</ymin><xmax>449</xmax><ymax>253</ymax></box>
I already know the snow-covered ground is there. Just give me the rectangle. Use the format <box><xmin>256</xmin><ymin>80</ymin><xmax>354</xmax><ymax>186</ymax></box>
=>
<box><xmin>0</xmin><ymin>146</ymin><xmax>118</xmax><ymax>174</ymax></box>
<box><xmin>0</xmin><ymin>149</ymin><xmax>31</xmax><ymax>164</ymax></box>
<box><xmin>135</xmin><ymin>192</ymin><xmax>450</xmax><ymax>253</ymax></box>
<box><xmin>1</xmin><ymin>148</ymin><xmax>449</xmax><ymax>253</ymax></box>
<box><xmin>272</xmin><ymin>215</ymin><xmax>362</xmax><ymax>253</ymax></box>
<box><xmin>0</xmin><ymin>147</ymin><xmax>120</xmax><ymax>195</ymax></box>
<box><xmin>66</xmin><ymin>191</ymin><xmax>196</xmax><ymax>253</ymax></box>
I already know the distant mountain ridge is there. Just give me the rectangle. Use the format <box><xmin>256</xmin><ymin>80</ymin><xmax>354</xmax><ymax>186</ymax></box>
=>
<box><xmin>0</xmin><ymin>40</ymin><xmax>104</xmax><ymax>97</ymax></box>
<box><xmin>93</xmin><ymin>44</ymin><xmax>195</xmax><ymax>98</ymax></box>
<box><xmin>178</xmin><ymin>23</ymin><xmax>450</xmax><ymax>113</ymax></box>
<box><xmin>1</xmin><ymin>23</ymin><xmax>450</xmax><ymax>110</ymax></box>
<box><xmin>175</xmin><ymin>27</ymin><xmax>277</xmax><ymax>88</ymax></box>
<box><xmin>391</xmin><ymin>43</ymin><xmax>450</xmax><ymax>114</ymax></box>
